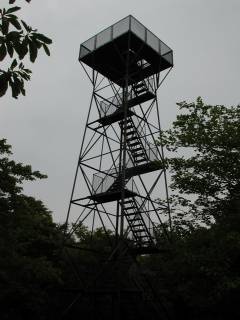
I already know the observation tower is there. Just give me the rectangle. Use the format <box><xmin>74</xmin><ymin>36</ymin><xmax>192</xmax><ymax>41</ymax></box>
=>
<box><xmin>64</xmin><ymin>15</ymin><xmax>173</xmax><ymax>319</ymax></box>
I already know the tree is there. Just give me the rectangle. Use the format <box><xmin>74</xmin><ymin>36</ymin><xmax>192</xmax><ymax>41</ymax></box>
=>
<box><xmin>143</xmin><ymin>98</ymin><xmax>240</xmax><ymax>319</ymax></box>
<box><xmin>0</xmin><ymin>0</ymin><xmax>52</xmax><ymax>98</ymax></box>
<box><xmin>0</xmin><ymin>139</ymin><xmax>64</xmax><ymax>319</ymax></box>
<box><xmin>144</xmin><ymin>214</ymin><xmax>240</xmax><ymax>320</ymax></box>
<box><xmin>159</xmin><ymin>97</ymin><xmax>240</xmax><ymax>227</ymax></box>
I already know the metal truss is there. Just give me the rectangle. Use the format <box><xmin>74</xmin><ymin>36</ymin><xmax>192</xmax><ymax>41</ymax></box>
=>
<box><xmin>65</xmin><ymin>62</ymin><xmax>173</xmax><ymax>254</ymax></box>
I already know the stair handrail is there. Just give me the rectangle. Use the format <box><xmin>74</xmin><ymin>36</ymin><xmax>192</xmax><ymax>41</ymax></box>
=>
<box><xmin>130</xmin><ymin>179</ymin><xmax>156</xmax><ymax>240</ymax></box>
<box><xmin>99</xmin><ymin>94</ymin><xmax>122</xmax><ymax>118</ymax></box>
<box><xmin>92</xmin><ymin>166</ymin><xmax>118</xmax><ymax>194</ymax></box>
<box><xmin>123</xmin><ymin>179</ymin><xmax>156</xmax><ymax>242</ymax></box>
<box><xmin>125</xmin><ymin>117</ymin><xmax>149</xmax><ymax>163</ymax></box>
<box><xmin>131</xmin><ymin>115</ymin><xmax>159</xmax><ymax>163</ymax></box>
<box><xmin>136</xmin><ymin>196</ymin><xmax>156</xmax><ymax>238</ymax></box>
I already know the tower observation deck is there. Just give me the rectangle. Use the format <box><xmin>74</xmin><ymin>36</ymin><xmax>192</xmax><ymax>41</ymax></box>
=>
<box><xmin>79</xmin><ymin>15</ymin><xmax>173</xmax><ymax>86</ymax></box>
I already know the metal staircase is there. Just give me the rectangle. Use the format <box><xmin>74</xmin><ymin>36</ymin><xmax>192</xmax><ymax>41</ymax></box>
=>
<box><xmin>122</xmin><ymin>197</ymin><xmax>155</xmax><ymax>248</ymax></box>
<box><xmin>132</xmin><ymin>80</ymin><xmax>148</xmax><ymax>96</ymax></box>
<box><xmin>120</xmin><ymin>117</ymin><xmax>148</xmax><ymax>166</ymax></box>
<box><xmin>90</xmin><ymin>115</ymin><xmax>160</xmax><ymax>204</ymax></box>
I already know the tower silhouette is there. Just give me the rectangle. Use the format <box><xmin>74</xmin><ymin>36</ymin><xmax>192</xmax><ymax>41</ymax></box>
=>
<box><xmin>64</xmin><ymin>15</ymin><xmax>173</xmax><ymax>319</ymax></box>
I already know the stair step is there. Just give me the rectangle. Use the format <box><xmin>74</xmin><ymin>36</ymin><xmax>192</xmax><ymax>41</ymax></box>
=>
<box><xmin>131</xmin><ymin>223</ymin><xmax>144</xmax><ymax>227</ymax></box>
<box><xmin>123</xmin><ymin>200</ymin><xmax>133</xmax><ymax>204</ymax></box>
<box><xmin>132</xmin><ymin>152</ymin><xmax>145</xmax><ymax>158</ymax></box>
<box><xmin>134</xmin><ymin>234</ymin><xmax>148</xmax><ymax>239</ymax></box>
<box><xmin>121</xmin><ymin>121</ymin><xmax>134</xmax><ymax>127</ymax></box>
<box><xmin>123</xmin><ymin>125</ymin><xmax>134</xmax><ymax>131</ymax></box>
<box><xmin>128</xmin><ymin>218</ymin><xmax>142</xmax><ymax>222</ymax></box>
<box><xmin>135</xmin><ymin>234</ymin><xmax>149</xmax><ymax>238</ymax></box>
<box><xmin>128</xmin><ymin>141</ymin><xmax>140</xmax><ymax>147</ymax></box>
<box><xmin>127</xmin><ymin>215</ymin><xmax>138</xmax><ymax>220</ymax></box>
<box><xmin>134</xmin><ymin>159</ymin><xmax>146</xmax><ymax>163</ymax></box>
<box><xmin>119</xmin><ymin>119</ymin><xmax>132</xmax><ymax>126</ymax></box>
<box><xmin>132</xmin><ymin>149</ymin><xmax>144</xmax><ymax>154</ymax></box>
<box><xmin>126</xmin><ymin>130</ymin><xmax>136</xmax><ymax>136</ymax></box>
<box><xmin>127</xmin><ymin>139</ymin><xmax>139</xmax><ymax>144</ymax></box>
<box><xmin>132</xmin><ymin>156</ymin><xmax>145</xmax><ymax>161</ymax></box>
<box><xmin>132</xmin><ymin>147</ymin><xmax>143</xmax><ymax>152</ymax></box>
<box><xmin>125</xmin><ymin>206</ymin><xmax>136</xmax><ymax>210</ymax></box>
<box><xmin>133</xmin><ymin>82</ymin><xmax>145</xmax><ymax>89</ymax></box>
<box><xmin>126</xmin><ymin>135</ymin><xmax>138</xmax><ymax>140</ymax></box>
<box><xmin>136</xmin><ymin>88</ymin><xmax>147</xmax><ymax>95</ymax></box>
<box><xmin>125</xmin><ymin>213</ymin><xmax>137</xmax><ymax>217</ymax></box>
<box><xmin>134</xmin><ymin>229</ymin><xmax>146</xmax><ymax>233</ymax></box>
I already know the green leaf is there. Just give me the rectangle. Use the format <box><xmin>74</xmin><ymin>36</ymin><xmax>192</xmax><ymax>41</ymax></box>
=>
<box><xmin>42</xmin><ymin>43</ymin><xmax>50</xmax><ymax>56</ymax></box>
<box><xmin>6</xmin><ymin>6</ymin><xmax>21</xmax><ymax>14</ymax></box>
<box><xmin>19</xmin><ymin>80</ymin><xmax>26</xmax><ymax>96</ymax></box>
<box><xmin>28</xmin><ymin>40</ymin><xmax>38</xmax><ymax>63</ymax></box>
<box><xmin>35</xmin><ymin>39</ymin><xmax>42</xmax><ymax>49</ymax></box>
<box><xmin>0</xmin><ymin>74</ymin><xmax>9</xmax><ymax>97</ymax></box>
<box><xmin>19</xmin><ymin>72</ymin><xmax>30</xmax><ymax>81</ymax></box>
<box><xmin>21</xmin><ymin>20</ymin><xmax>31</xmax><ymax>32</ymax></box>
<box><xmin>6</xmin><ymin>41</ymin><xmax>14</xmax><ymax>57</ymax></box>
<box><xmin>9</xmin><ymin>78</ymin><xmax>19</xmax><ymax>99</ymax></box>
<box><xmin>9</xmin><ymin>18</ymin><xmax>22</xmax><ymax>30</ymax></box>
<box><xmin>11</xmin><ymin>73</ymin><xmax>23</xmax><ymax>99</ymax></box>
<box><xmin>0</xmin><ymin>44</ymin><xmax>7</xmax><ymax>61</ymax></box>
<box><xmin>14</xmin><ymin>40</ymin><xmax>28</xmax><ymax>60</ymax></box>
<box><xmin>6</xmin><ymin>31</ymin><xmax>21</xmax><ymax>41</ymax></box>
<box><xmin>2</xmin><ymin>18</ymin><xmax>9</xmax><ymax>35</ymax></box>
<box><xmin>34</xmin><ymin>33</ymin><xmax>52</xmax><ymax>45</ymax></box>
<box><xmin>11</xmin><ymin>59</ymin><xmax>18</xmax><ymax>69</ymax></box>
<box><xmin>24</xmin><ymin>68</ymin><xmax>32</xmax><ymax>74</ymax></box>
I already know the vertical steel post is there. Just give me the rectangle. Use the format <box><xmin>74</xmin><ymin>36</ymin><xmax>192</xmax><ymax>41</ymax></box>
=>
<box><xmin>120</xmin><ymin>32</ymin><xmax>130</xmax><ymax>238</ymax></box>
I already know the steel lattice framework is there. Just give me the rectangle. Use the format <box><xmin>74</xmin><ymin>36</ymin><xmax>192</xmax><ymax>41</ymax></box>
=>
<box><xmin>63</xmin><ymin>15</ymin><xmax>174</xmax><ymax>319</ymax></box>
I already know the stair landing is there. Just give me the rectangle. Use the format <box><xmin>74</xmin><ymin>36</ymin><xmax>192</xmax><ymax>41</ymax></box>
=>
<box><xmin>98</xmin><ymin>92</ymin><xmax>155</xmax><ymax>127</ymax></box>
<box><xmin>89</xmin><ymin>189</ymin><xmax>138</xmax><ymax>204</ymax></box>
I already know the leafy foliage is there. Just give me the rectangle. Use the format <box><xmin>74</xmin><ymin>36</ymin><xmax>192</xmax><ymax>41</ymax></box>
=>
<box><xmin>0</xmin><ymin>59</ymin><xmax>31</xmax><ymax>98</ymax></box>
<box><xmin>145</xmin><ymin>197</ymin><xmax>240</xmax><ymax>320</ymax></box>
<box><xmin>145</xmin><ymin>98</ymin><xmax>240</xmax><ymax>319</ymax></box>
<box><xmin>9</xmin><ymin>0</ymin><xmax>31</xmax><ymax>4</ymax></box>
<box><xmin>159</xmin><ymin>97</ymin><xmax>240</xmax><ymax>226</ymax></box>
<box><xmin>1</xmin><ymin>109</ymin><xmax>240</xmax><ymax>320</ymax></box>
<box><xmin>0</xmin><ymin>138</ymin><xmax>46</xmax><ymax>202</ymax></box>
<box><xmin>0</xmin><ymin>139</ymin><xmax>64</xmax><ymax>319</ymax></box>
<box><xmin>0</xmin><ymin>2</ymin><xmax>52</xmax><ymax>99</ymax></box>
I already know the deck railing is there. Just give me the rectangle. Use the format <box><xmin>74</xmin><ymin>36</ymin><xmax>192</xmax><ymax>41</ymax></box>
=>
<box><xmin>92</xmin><ymin>143</ymin><xmax>159</xmax><ymax>196</ymax></box>
<box><xmin>99</xmin><ymin>77</ymin><xmax>155</xmax><ymax>119</ymax></box>
<box><xmin>80</xmin><ymin>16</ymin><xmax>172</xmax><ymax>61</ymax></box>
<box><xmin>92</xmin><ymin>157</ymin><xmax>135</xmax><ymax>195</ymax></box>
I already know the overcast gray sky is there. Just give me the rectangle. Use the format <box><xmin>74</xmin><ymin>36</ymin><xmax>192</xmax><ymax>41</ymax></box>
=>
<box><xmin>0</xmin><ymin>0</ymin><xmax>239</xmax><ymax>222</ymax></box>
